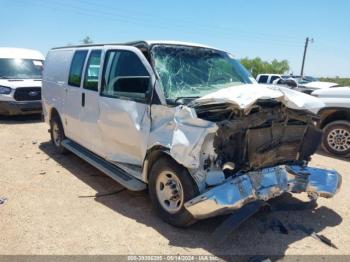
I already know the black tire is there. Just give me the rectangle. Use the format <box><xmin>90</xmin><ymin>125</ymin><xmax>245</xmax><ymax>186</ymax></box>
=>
<box><xmin>50</xmin><ymin>114</ymin><xmax>68</xmax><ymax>154</ymax></box>
<box><xmin>322</xmin><ymin>120</ymin><xmax>350</xmax><ymax>156</ymax></box>
<box><xmin>148</xmin><ymin>156</ymin><xmax>200</xmax><ymax>227</ymax></box>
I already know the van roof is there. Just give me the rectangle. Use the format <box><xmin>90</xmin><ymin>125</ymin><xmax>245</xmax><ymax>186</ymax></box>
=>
<box><xmin>0</xmin><ymin>48</ymin><xmax>45</xmax><ymax>60</ymax></box>
<box><xmin>52</xmin><ymin>40</ymin><xmax>221</xmax><ymax>51</ymax></box>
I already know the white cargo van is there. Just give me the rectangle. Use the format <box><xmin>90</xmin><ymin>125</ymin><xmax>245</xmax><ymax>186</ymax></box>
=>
<box><xmin>0</xmin><ymin>48</ymin><xmax>44</xmax><ymax>115</ymax></box>
<box><xmin>42</xmin><ymin>41</ymin><xmax>341</xmax><ymax>227</ymax></box>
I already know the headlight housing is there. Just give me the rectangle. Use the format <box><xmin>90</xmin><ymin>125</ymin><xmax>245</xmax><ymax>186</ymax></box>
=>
<box><xmin>0</xmin><ymin>86</ymin><xmax>12</xmax><ymax>95</ymax></box>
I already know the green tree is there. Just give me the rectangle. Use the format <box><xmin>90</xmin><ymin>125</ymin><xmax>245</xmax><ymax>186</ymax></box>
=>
<box><xmin>81</xmin><ymin>36</ymin><xmax>93</xmax><ymax>44</ymax></box>
<box><xmin>240</xmin><ymin>57</ymin><xmax>290</xmax><ymax>78</ymax></box>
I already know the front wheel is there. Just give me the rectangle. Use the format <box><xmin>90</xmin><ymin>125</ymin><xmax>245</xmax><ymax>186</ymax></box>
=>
<box><xmin>322</xmin><ymin>120</ymin><xmax>350</xmax><ymax>156</ymax></box>
<box><xmin>148</xmin><ymin>157</ymin><xmax>200</xmax><ymax>227</ymax></box>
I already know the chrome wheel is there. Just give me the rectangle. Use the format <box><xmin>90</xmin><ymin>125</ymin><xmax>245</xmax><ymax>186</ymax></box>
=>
<box><xmin>327</xmin><ymin>128</ymin><xmax>350</xmax><ymax>152</ymax></box>
<box><xmin>156</xmin><ymin>171</ymin><xmax>184</xmax><ymax>214</ymax></box>
<box><xmin>52</xmin><ymin>121</ymin><xmax>61</xmax><ymax>147</ymax></box>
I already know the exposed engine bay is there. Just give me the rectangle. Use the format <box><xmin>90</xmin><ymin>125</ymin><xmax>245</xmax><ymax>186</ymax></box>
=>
<box><xmin>193</xmin><ymin>99</ymin><xmax>323</xmax><ymax>175</ymax></box>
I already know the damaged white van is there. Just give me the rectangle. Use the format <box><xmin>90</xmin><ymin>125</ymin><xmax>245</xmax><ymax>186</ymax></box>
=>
<box><xmin>42</xmin><ymin>41</ymin><xmax>341</xmax><ymax>226</ymax></box>
<box><xmin>0</xmin><ymin>48</ymin><xmax>44</xmax><ymax>115</ymax></box>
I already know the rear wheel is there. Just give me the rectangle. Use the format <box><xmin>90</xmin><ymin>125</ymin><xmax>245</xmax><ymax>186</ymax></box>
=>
<box><xmin>148</xmin><ymin>157</ymin><xmax>199</xmax><ymax>227</ymax></box>
<box><xmin>50</xmin><ymin>115</ymin><xmax>68</xmax><ymax>154</ymax></box>
<box><xmin>322</xmin><ymin>120</ymin><xmax>350</xmax><ymax>156</ymax></box>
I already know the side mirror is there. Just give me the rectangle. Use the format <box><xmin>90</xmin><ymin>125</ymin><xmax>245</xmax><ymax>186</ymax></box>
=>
<box><xmin>112</xmin><ymin>76</ymin><xmax>151</xmax><ymax>101</ymax></box>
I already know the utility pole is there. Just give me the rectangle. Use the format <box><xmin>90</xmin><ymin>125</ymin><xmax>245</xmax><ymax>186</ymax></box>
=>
<box><xmin>300</xmin><ymin>37</ymin><xmax>313</xmax><ymax>78</ymax></box>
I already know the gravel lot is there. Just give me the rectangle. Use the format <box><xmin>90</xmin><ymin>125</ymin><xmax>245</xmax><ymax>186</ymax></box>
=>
<box><xmin>0</xmin><ymin>115</ymin><xmax>349</xmax><ymax>257</ymax></box>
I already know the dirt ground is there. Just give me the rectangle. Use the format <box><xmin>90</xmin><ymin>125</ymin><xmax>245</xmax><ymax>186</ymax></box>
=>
<box><xmin>0</xmin><ymin>115</ymin><xmax>349</xmax><ymax>257</ymax></box>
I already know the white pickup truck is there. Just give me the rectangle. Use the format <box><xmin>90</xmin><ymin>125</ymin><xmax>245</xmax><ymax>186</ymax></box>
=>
<box><xmin>312</xmin><ymin>87</ymin><xmax>350</xmax><ymax>156</ymax></box>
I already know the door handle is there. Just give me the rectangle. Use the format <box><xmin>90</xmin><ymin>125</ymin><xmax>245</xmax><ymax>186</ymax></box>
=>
<box><xmin>82</xmin><ymin>93</ymin><xmax>85</xmax><ymax>107</ymax></box>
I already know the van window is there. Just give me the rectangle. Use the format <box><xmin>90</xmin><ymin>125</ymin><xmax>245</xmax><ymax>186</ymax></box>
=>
<box><xmin>101</xmin><ymin>50</ymin><xmax>150</xmax><ymax>101</ymax></box>
<box><xmin>68</xmin><ymin>50</ymin><xmax>88</xmax><ymax>87</ymax></box>
<box><xmin>83</xmin><ymin>50</ymin><xmax>102</xmax><ymax>91</ymax></box>
<box><xmin>258</xmin><ymin>75</ymin><xmax>268</xmax><ymax>83</ymax></box>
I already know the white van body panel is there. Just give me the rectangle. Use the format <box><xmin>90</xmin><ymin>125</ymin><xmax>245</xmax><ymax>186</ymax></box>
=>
<box><xmin>43</xmin><ymin>48</ymin><xmax>90</xmax><ymax>146</ymax></box>
<box><xmin>96</xmin><ymin>46</ymin><xmax>156</xmax><ymax>165</ymax></box>
<box><xmin>42</xmin><ymin>49</ymin><xmax>75</xmax><ymax>125</ymax></box>
<box><xmin>43</xmin><ymin>45</ymin><xmax>156</xmax><ymax>167</ymax></box>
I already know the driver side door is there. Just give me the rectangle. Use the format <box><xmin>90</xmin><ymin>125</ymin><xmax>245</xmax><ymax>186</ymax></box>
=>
<box><xmin>98</xmin><ymin>47</ymin><xmax>154</xmax><ymax>166</ymax></box>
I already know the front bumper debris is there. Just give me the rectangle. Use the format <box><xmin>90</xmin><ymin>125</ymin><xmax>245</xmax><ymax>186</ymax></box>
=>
<box><xmin>0</xmin><ymin>101</ymin><xmax>42</xmax><ymax>115</ymax></box>
<box><xmin>185</xmin><ymin>165</ymin><xmax>341</xmax><ymax>219</ymax></box>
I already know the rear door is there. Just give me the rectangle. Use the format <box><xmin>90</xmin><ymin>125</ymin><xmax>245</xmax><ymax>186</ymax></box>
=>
<box><xmin>79</xmin><ymin>49</ymin><xmax>103</xmax><ymax>154</ymax></box>
<box><xmin>64</xmin><ymin>50</ymin><xmax>88</xmax><ymax>143</ymax></box>
<box><xmin>98</xmin><ymin>47</ymin><xmax>154</xmax><ymax>165</ymax></box>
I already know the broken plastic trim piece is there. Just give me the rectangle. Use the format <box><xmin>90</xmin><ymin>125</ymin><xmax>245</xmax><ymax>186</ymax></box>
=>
<box><xmin>184</xmin><ymin>166</ymin><xmax>341</xmax><ymax>219</ymax></box>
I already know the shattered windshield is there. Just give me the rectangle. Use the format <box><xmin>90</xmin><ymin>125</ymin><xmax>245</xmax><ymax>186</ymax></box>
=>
<box><xmin>151</xmin><ymin>45</ymin><xmax>253</xmax><ymax>100</ymax></box>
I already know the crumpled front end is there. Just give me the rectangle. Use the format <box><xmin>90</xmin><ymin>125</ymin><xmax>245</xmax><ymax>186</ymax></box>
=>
<box><xmin>185</xmin><ymin>165</ymin><xmax>341</xmax><ymax>219</ymax></box>
<box><xmin>147</xmin><ymin>84</ymin><xmax>341</xmax><ymax>220</ymax></box>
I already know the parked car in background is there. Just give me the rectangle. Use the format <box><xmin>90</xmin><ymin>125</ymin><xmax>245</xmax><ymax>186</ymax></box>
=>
<box><xmin>282</xmin><ymin>75</ymin><xmax>319</xmax><ymax>84</ymax></box>
<box><xmin>42</xmin><ymin>41</ymin><xmax>341</xmax><ymax>227</ymax></box>
<box><xmin>256</xmin><ymin>73</ymin><xmax>281</xmax><ymax>84</ymax></box>
<box><xmin>0</xmin><ymin>48</ymin><xmax>44</xmax><ymax>115</ymax></box>
<box><xmin>269</xmin><ymin>75</ymin><xmax>341</xmax><ymax>94</ymax></box>
<box><xmin>301</xmin><ymin>81</ymin><xmax>340</xmax><ymax>89</ymax></box>
<box><xmin>312</xmin><ymin>87</ymin><xmax>350</xmax><ymax>157</ymax></box>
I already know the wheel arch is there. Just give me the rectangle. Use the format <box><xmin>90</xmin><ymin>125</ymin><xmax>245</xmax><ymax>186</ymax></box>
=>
<box><xmin>319</xmin><ymin>108</ymin><xmax>350</xmax><ymax>129</ymax></box>
<box><xmin>49</xmin><ymin>107</ymin><xmax>66</xmax><ymax>135</ymax></box>
<box><xmin>49</xmin><ymin>107</ymin><xmax>60</xmax><ymax>121</ymax></box>
<box><xmin>142</xmin><ymin>146</ymin><xmax>172</xmax><ymax>183</ymax></box>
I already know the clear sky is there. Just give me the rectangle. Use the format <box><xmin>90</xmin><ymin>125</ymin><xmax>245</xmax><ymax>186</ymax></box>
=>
<box><xmin>1</xmin><ymin>0</ymin><xmax>349</xmax><ymax>77</ymax></box>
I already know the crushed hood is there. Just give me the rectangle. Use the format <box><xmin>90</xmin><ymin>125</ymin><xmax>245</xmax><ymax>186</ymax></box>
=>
<box><xmin>191</xmin><ymin>84</ymin><xmax>325</xmax><ymax>114</ymax></box>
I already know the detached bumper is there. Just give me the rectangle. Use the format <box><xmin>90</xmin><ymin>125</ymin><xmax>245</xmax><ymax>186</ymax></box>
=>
<box><xmin>185</xmin><ymin>165</ymin><xmax>341</xmax><ymax>219</ymax></box>
<box><xmin>0</xmin><ymin>101</ymin><xmax>42</xmax><ymax>115</ymax></box>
